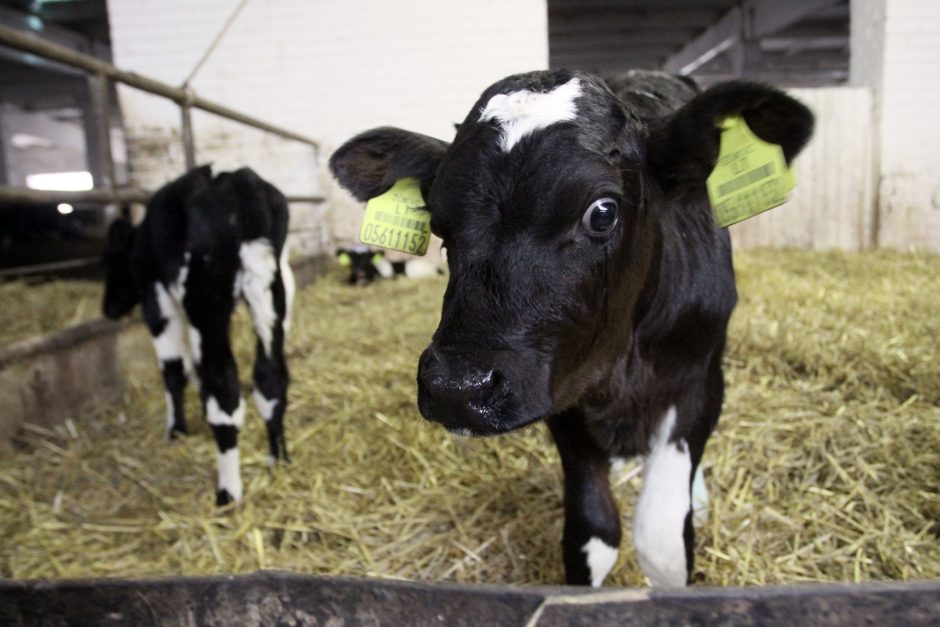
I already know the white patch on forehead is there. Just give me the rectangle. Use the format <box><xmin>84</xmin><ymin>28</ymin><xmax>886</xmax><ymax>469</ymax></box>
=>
<box><xmin>478</xmin><ymin>77</ymin><xmax>582</xmax><ymax>152</ymax></box>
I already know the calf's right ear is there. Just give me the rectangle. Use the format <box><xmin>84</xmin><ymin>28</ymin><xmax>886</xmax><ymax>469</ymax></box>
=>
<box><xmin>329</xmin><ymin>127</ymin><xmax>450</xmax><ymax>201</ymax></box>
<box><xmin>647</xmin><ymin>81</ymin><xmax>814</xmax><ymax>191</ymax></box>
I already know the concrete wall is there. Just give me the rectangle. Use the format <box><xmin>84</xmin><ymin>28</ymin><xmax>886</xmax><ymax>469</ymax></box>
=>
<box><xmin>107</xmin><ymin>0</ymin><xmax>549</xmax><ymax>252</ymax></box>
<box><xmin>731</xmin><ymin>87</ymin><xmax>875</xmax><ymax>250</ymax></box>
<box><xmin>851</xmin><ymin>0</ymin><xmax>940</xmax><ymax>251</ymax></box>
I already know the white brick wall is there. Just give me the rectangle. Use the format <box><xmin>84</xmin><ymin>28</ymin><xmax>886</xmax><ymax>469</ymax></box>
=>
<box><xmin>107</xmin><ymin>0</ymin><xmax>549</xmax><ymax>253</ymax></box>
<box><xmin>851</xmin><ymin>0</ymin><xmax>940</xmax><ymax>251</ymax></box>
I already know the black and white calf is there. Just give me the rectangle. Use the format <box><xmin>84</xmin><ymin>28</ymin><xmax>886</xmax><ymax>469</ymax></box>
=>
<box><xmin>331</xmin><ymin>70</ymin><xmax>812</xmax><ymax>586</ymax></box>
<box><xmin>103</xmin><ymin>166</ymin><xmax>295</xmax><ymax>505</ymax></box>
<box><xmin>337</xmin><ymin>245</ymin><xmax>444</xmax><ymax>286</ymax></box>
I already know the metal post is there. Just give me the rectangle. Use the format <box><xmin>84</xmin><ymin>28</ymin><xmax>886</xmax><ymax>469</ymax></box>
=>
<box><xmin>85</xmin><ymin>71</ymin><xmax>115</xmax><ymax>191</ymax></box>
<box><xmin>0</xmin><ymin>103</ymin><xmax>8</xmax><ymax>186</ymax></box>
<box><xmin>180</xmin><ymin>101</ymin><xmax>196</xmax><ymax>171</ymax></box>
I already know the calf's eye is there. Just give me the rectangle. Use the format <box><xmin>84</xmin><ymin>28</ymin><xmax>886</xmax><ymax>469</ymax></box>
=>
<box><xmin>581</xmin><ymin>197</ymin><xmax>619</xmax><ymax>236</ymax></box>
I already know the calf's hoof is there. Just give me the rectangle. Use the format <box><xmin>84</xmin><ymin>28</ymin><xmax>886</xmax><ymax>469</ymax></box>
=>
<box><xmin>168</xmin><ymin>425</ymin><xmax>188</xmax><ymax>440</ymax></box>
<box><xmin>216</xmin><ymin>489</ymin><xmax>236</xmax><ymax>506</ymax></box>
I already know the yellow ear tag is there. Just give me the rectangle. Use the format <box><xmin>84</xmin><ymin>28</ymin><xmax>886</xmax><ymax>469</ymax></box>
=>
<box><xmin>359</xmin><ymin>177</ymin><xmax>431</xmax><ymax>256</ymax></box>
<box><xmin>337</xmin><ymin>252</ymin><xmax>351</xmax><ymax>267</ymax></box>
<box><xmin>706</xmin><ymin>116</ymin><xmax>796</xmax><ymax>228</ymax></box>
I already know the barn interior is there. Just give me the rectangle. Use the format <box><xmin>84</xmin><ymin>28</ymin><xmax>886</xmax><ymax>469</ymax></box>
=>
<box><xmin>0</xmin><ymin>0</ymin><xmax>938</xmax><ymax>623</ymax></box>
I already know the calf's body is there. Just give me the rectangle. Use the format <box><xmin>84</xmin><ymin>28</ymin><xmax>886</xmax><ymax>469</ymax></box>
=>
<box><xmin>103</xmin><ymin>166</ymin><xmax>294</xmax><ymax>505</ymax></box>
<box><xmin>331</xmin><ymin>69</ymin><xmax>812</xmax><ymax>586</ymax></box>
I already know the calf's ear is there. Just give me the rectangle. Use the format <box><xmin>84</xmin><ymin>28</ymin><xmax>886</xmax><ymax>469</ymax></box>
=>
<box><xmin>647</xmin><ymin>81</ymin><xmax>814</xmax><ymax>191</ymax></box>
<box><xmin>329</xmin><ymin>127</ymin><xmax>450</xmax><ymax>201</ymax></box>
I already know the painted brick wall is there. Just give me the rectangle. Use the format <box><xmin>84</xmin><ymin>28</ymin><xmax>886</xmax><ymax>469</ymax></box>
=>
<box><xmin>878</xmin><ymin>0</ymin><xmax>940</xmax><ymax>250</ymax></box>
<box><xmin>107</xmin><ymin>0</ymin><xmax>549</xmax><ymax>253</ymax></box>
<box><xmin>851</xmin><ymin>0</ymin><xmax>940</xmax><ymax>251</ymax></box>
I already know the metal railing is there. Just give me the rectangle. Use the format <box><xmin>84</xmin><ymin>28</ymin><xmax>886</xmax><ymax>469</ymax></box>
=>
<box><xmin>0</xmin><ymin>24</ymin><xmax>325</xmax><ymax>272</ymax></box>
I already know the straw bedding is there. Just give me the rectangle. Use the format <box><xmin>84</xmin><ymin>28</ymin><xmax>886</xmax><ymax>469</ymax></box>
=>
<box><xmin>0</xmin><ymin>279</ymin><xmax>101</xmax><ymax>347</ymax></box>
<box><xmin>0</xmin><ymin>249</ymin><xmax>937</xmax><ymax>587</ymax></box>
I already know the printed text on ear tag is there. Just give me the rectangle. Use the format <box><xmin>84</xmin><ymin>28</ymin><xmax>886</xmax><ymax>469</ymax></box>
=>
<box><xmin>360</xmin><ymin>177</ymin><xmax>431</xmax><ymax>255</ymax></box>
<box><xmin>706</xmin><ymin>116</ymin><xmax>796</xmax><ymax>228</ymax></box>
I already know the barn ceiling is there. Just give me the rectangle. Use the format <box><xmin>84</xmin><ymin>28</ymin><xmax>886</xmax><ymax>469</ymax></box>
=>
<box><xmin>549</xmin><ymin>0</ymin><xmax>850</xmax><ymax>86</ymax></box>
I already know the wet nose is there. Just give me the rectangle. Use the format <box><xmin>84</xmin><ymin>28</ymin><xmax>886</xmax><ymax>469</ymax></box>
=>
<box><xmin>417</xmin><ymin>347</ymin><xmax>506</xmax><ymax>432</ymax></box>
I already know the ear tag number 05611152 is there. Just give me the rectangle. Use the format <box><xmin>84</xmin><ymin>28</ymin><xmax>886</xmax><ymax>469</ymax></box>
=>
<box><xmin>706</xmin><ymin>116</ymin><xmax>796</xmax><ymax>228</ymax></box>
<box><xmin>360</xmin><ymin>177</ymin><xmax>431</xmax><ymax>256</ymax></box>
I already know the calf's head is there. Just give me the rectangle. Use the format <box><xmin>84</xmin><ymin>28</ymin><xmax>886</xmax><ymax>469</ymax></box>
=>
<box><xmin>102</xmin><ymin>216</ymin><xmax>139</xmax><ymax>319</ymax></box>
<box><xmin>331</xmin><ymin>70</ymin><xmax>812</xmax><ymax>436</ymax></box>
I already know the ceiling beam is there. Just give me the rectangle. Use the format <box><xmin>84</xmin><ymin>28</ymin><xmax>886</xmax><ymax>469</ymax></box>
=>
<box><xmin>550</xmin><ymin>30</ymin><xmax>697</xmax><ymax>51</ymax></box>
<box><xmin>550</xmin><ymin>8</ymin><xmax>724</xmax><ymax>34</ymax></box>
<box><xmin>760</xmin><ymin>35</ymin><xmax>849</xmax><ymax>54</ymax></box>
<box><xmin>662</xmin><ymin>0</ymin><xmax>841</xmax><ymax>74</ymax></box>
<box><xmin>551</xmin><ymin>49</ymin><xmax>676</xmax><ymax>66</ymax></box>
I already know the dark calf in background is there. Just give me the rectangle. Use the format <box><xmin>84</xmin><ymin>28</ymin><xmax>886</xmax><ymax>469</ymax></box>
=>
<box><xmin>331</xmin><ymin>69</ymin><xmax>813</xmax><ymax>586</ymax></box>
<box><xmin>103</xmin><ymin>166</ymin><xmax>295</xmax><ymax>505</ymax></box>
<box><xmin>336</xmin><ymin>245</ymin><xmax>444</xmax><ymax>286</ymax></box>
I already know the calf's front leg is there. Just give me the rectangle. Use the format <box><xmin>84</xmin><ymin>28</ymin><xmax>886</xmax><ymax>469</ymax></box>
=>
<box><xmin>632</xmin><ymin>405</ymin><xmax>696</xmax><ymax>587</ymax></box>
<box><xmin>548</xmin><ymin>410</ymin><xmax>622</xmax><ymax>587</ymax></box>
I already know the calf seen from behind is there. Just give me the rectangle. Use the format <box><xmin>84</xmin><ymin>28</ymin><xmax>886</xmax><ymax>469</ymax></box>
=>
<box><xmin>331</xmin><ymin>69</ymin><xmax>813</xmax><ymax>586</ymax></box>
<box><xmin>103</xmin><ymin>166</ymin><xmax>295</xmax><ymax>505</ymax></box>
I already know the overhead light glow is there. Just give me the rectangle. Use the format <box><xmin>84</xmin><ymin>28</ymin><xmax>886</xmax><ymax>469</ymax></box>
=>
<box><xmin>26</xmin><ymin>171</ymin><xmax>93</xmax><ymax>191</ymax></box>
<box><xmin>57</xmin><ymin>203</ymin><xmax>74</xmax><ymax>215</ymax></box>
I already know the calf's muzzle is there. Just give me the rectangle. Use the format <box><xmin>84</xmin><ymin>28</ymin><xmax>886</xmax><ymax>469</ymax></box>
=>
<box><xmin>417</xmin><ymin>345</ymin><xmax>527</xmax><ymax>435</ymax></box>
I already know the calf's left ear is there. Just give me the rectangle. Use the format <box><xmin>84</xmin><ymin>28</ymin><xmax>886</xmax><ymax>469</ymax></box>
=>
<box><xmin>647</xmin><ymin>81</ymin><xmax>814</xmax><ymax>191</ymax></box>
<box><xmin>329</xmin><ymin>127</ymin><xmax>450</xmax><ymax>202</ymax></box>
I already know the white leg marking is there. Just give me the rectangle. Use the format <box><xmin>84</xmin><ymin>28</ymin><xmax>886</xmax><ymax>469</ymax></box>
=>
<box><xmin>164</xmin><ymin>391</ymin><xmax>175</xmax><ymax>433</ymax></box>
<box><xmin>692</xmin><ymin>464</ymin><xmax>710</xmax><ymax>529</ymax></box>
<box><xmin>279</xmin><ymin>246</ymin><xmax>295</xmax><ymax>335</ymax></box>
<box><xmin>216</xmin><ymin>447</ymin><xmax>243</xmax><ymax>502</ymax></box>
<box><xmin>240</xmin><ymin>239</ymin><xmax>278</xmax><ymax>357</ymax></box>
<box><xmin>252</xmin><ymin>389</ymin><xmax>278</xmax><ymax>422</ymax></box>
<box><xmin>373</xmin><ymin>256</ymin><xmax>394</xmax><ymax>279</ymax></box>
<box><xmin>206</xmin><ymin>396</ymin><xmax>246</xmax><ymax>429</ymax></box>
<box><xmin>633</xmin><ymin>405</ymin><xmax>691</xmax><ymax>588</ymax></box>
<box><xmin>187</xmin><ymin>325</ymin><xmax>203</xmax><ymax>368</ymax></box>
<box><xmin>581</xmin><ymin>537</ymin><xmax>619</xmax><ymax>588</ymax></box>
<box><xmin>152</xmin><ymin>283</ymin><xmax>186</xmax><ymax>365</ymax></box>
<box><xmin>168</xmin><ymin>260</ymin><xmax>189</xmax><ymax>303</ymax></box>
<box><xmin>478</xmin><ymin>77</ymin><xmax>582</xmax><ymax>152</ymax></box>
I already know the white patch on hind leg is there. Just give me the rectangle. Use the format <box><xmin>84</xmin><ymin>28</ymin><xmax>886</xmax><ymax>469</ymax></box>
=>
<box><xmin>581</xmin><ymin>537</ymin><xmax>618</xmax><ymax>587</ymax></box>
<box><xmin>280</xmin><ymin>246</ymin><xmax>295</xmax><ymax>334</ymax></box>
<box><xmin>240</xmin><ymin>238</ymin><xmax>278</xmax><ymax>357</ymax></box>
<box><xmin>152</xmin><ymin>283</ymin><xmax>186</xmax><ymax>364</ymax></box>
<box><xmin>692</xmin><ymin>464</ymin><xmax>709</xmax><ymax>528</ymax></box>
<box><xmin>164</xmin><ymin>391</ymin><xmax>175</xmax><ymax>433</ymax></box>
<box><xmin>633</xmin><ymin>405</ymin><xmax>691</xmax><ymax>588</ymax></box>
<box><xmin>252</xmin><ymin>389</ymin><xmax>278</xmax><ymax>422</ymax></box>
<box><xmin>206</xmin><ymin>396</ymin><xmax>246</xmax><ymax>429</ymax></box>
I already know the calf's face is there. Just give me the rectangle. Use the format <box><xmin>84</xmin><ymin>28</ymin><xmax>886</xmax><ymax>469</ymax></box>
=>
<box><xmin>330</xmin><ymin>70</ymin><xmax>813</xmax><ymax>435</ymax></box>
